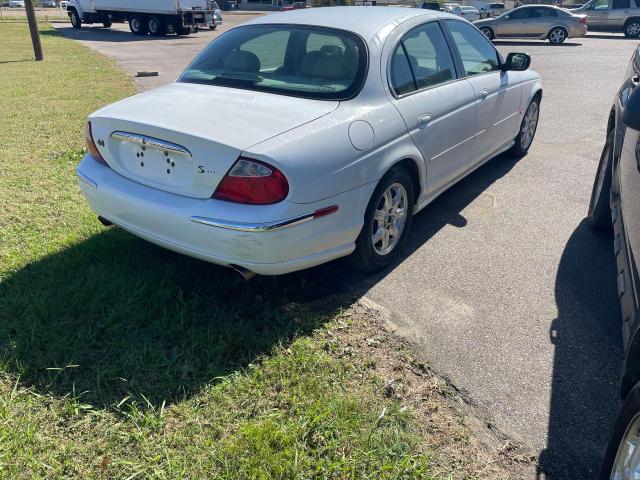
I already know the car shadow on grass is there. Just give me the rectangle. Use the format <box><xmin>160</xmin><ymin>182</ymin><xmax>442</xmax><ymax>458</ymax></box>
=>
<box><xmin>47</xmin><ymin>26</ymin><xmax>215</xmax><ymax>43</ymax></box>
<box><xmin>0</xmin><ymin>228</ymin><xmax>346</xmax><ymax>411</ymax></box>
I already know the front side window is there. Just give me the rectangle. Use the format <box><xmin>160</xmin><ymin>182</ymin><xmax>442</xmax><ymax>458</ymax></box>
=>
<box><xmin>445</xmin><ymin>20</ymin><xmax>500</xmax><ymax>76</ymax></box>
<box><xmin>179</xmin><ymin>25</ymin><xmax>367</xmax><ymax>100</ymax></box>
<box><xmin>390</xmin><ymin>22</ymin><xmax>456</xmax><ymax>96</ymax></box>
<box><xmin>588</xmin><ymin>0</ymin><xmax>610</xmax><ymax>9</ymax></box>
<box><xmin>508</xmin><ymin>7</ymin><xmax>531</xmax><ymax>19</ymax></box>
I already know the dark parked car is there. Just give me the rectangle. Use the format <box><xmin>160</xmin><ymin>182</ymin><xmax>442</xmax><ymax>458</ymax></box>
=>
<box><xmin>418</xmin><ymin>1</ymin><xmax>442</xmax><ymax>10</ymax></box>
<box><xmin>590</xmin><ymin>44</ymin><xmax>640</xmax><ymax>478</ymax></box>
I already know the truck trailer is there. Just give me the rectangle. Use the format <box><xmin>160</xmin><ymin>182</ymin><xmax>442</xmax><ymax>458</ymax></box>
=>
<box><xmin>66</xmin><ymin>0</ymin><xmax>222</xmax><ymax>36</ymax></box>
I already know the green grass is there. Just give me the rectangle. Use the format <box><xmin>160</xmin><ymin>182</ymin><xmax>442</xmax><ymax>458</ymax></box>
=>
<box><xmin>0</xmin><ymin>23</ymin><xmax>443</xmax><ymax>479</ymax></box>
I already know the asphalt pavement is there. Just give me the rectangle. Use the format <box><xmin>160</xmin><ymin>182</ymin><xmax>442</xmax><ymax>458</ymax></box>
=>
<box><xmin>54</xmin><ymin>20</ymin><xmax>638</xmax><ymax>478</ymax></box>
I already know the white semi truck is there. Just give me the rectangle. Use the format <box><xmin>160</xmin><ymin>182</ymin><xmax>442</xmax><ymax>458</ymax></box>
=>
<box><xmin>66</xmin><ymin>0</ymin><xmax>222</xmax><ymax>36</ymax></box>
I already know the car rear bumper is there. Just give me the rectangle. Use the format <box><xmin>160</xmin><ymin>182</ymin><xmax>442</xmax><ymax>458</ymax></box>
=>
<box><xmin>76</xmin><ymin>155</ymin><xmax>374</xmax><ymax>275</ymax></box>
<box><xmin>568</xmin><ymin>24</ymin><xmax>588</xmax><ymax>38</ymax></box>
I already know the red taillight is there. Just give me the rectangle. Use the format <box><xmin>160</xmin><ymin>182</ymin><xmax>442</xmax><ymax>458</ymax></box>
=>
<box><xmin>85</xmin><ymin>122</ymin><xmax>109</xmax><ymax>167</ymax></box>
<box><xmin>579</xmin><ymin>16</ymin><xmax>587</xmax><ymax>24</ymax></box>
<box><xmin>213</xmin><ymin>158</ymin><xmax>289</xmax><ymax>205</ymax></box>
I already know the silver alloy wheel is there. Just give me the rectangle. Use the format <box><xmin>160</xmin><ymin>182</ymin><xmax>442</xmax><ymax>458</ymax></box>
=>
<box><xmin>611</xmin><ymin>413</ymin><xmax>640</xmax><ymax>479</ymax></box>
<box><xmin>627</xmin><ymin>22</ymin><xmax>640</xmax><ymax>36</ymax></box>
<box><xmin>520</xmin><ymin>100</ymin><xmax>539</xmax><ymax>151</ymax></box>
<box><xmin>371</xmin><ymin>183</ymin><xmax>408</xmax><ymax>256</ymax></box>
<box><xmin>549</xmin><ymin>28</ymin><xmax>566</xmax><ymax>44</ymax></box>
<box><xmin>131</xmin><ymin>17</ymin><xmax>141</xmax><ymax>32</ymax></box>
<box><xmin>480</xmin><ymin>27</ymin><xmax>493</xmax><ymax>39</ymax></box>
<box><xmin>70</xmin><ymin>12</ymin><xmax>79</xmax><ymax>27</ymax></box>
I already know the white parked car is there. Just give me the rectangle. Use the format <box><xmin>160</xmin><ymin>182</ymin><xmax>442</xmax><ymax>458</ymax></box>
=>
<box><xmin>77</xmin><ymin>7</ymin><xmax>542</xmax><ymax>276</ymax></box>
<box><xmin>9</xmin><ymin>0</ymin><xmax>26</xmax><ymax>7</ymax></box>
<box><xmin>448</xmin><ymin>5</ymin><xmax>481</xmax><ymax>21</ymax></box>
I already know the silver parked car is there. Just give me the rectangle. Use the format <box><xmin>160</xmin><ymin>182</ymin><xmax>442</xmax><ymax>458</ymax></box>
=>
<box><xmin>570</xmin><ymin>0</ymin><xmax>640</xmax><ymax>37</ymax></box>
<box><xmin>475</xmin><ymin>4</ymin><xmax>588</xmax><ymax>44</ymax></box>
<box><xmin>479</xmin><ymin>2</ymin><xmax>506</xmax><ymax>18</ymax></box>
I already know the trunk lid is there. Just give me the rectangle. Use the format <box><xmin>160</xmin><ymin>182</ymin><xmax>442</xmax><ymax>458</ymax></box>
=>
<box><xmin>89</xmin><ymin>82</ymin><xmax>338</xmax><ymax>199</ymax></box>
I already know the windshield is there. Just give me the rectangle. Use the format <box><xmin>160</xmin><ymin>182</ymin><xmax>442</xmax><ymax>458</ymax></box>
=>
<box><xmin>179</xmin><ymin>24</ymin><xmax>368</xmax><ymax>100</ymax></box>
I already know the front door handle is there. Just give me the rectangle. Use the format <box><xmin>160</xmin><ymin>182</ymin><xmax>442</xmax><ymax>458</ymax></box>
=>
<box><xmin>480</xmin><ymin>88</ymin><xmax>489</xmax><ymax>99</ymax></box>
<box><xmin>418</xmin><ymin>114</ymin><xmax>432</xmax><ymax>128</ymax></box>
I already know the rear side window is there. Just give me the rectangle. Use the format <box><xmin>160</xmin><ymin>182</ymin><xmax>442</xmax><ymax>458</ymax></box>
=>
<box><xmin>445</xmin><ymin>20</ymin><xmax>500</xmax><ymax>76</ymax></box>
<box><xmin>390</xmin><ymin>22</ymin><xmax>456</xmax><ymax>96</ymax></box>
<box><xmin>613</xmin><ymin>0</ymin><xmax>630</xmax><ymax>8</ymax></box>
<box><xmin>532</xmin><ymin>7</ymin><xmax>558</xmax><ymax>17</ymax></box>
<box><xmin>179</xmin><ymin>25</ymin><xmax>367</xmax><ymax>100</ymax></box>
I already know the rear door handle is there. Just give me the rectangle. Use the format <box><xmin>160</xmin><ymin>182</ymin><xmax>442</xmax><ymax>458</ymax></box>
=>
<box><xmin>480</xmin><ymin>88</ymin><xmax>489</xmax><ymax>99</ymax></box>
<box><xmin>418</xmin><ymin>114</ymin><xmax>432</xmax><ymax>128</ymax></box>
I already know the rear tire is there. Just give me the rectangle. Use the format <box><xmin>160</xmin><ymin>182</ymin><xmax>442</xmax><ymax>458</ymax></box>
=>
<box><xmin>69</xmin><ymin>9</ymin><xmax>81</xmax><ymax>29</ymax></box>
<box><xmin>599</xmin><ymin>383</ymin><xmax>640</xmax><ymax>479</ymax></box>
<box><xmin>588</xmin><ymin>131</ymin><xmax>614</xmax><ymax>231</ymax></box>
<box><xmin>548</xmin><ymin>27</ymin><xmax>567</xmax><ymax>44</ymax></box>
<box><xmin>349</xmin><ymin>167</ymin><xmax>414</xmax><ymax>272</ymax></box>
<box><xmin>176</xmin><ymin>25</ymin><xmax>191</xmax><ymax>36</ymax></box>
<box><xmin>480</xmin><ymin>26</ymin><xmax>494</xmax><ymax>40</ymax></box>
<box><xmin>509</xmin><ymin>95</ymin><xmax>540</xmax><ymax>157</ymax></box>
<box><xmin>129</xmin><ymin>15</ymin><xmax>148</xmax><ymax>35</ymax></box>
<box><xmin>148</xmin><ymin>16</ymin><xmax>166</xmax><ymax>36</ymax></box>
<box><xmin>625</xmin><ymin>19</ymin><xmax>640</xmax><ymax>38</ymax></box>
<box><xmin>102</xmin><ymin>19</ymin><xmax>112</xmax><ymax>28</ymax></box>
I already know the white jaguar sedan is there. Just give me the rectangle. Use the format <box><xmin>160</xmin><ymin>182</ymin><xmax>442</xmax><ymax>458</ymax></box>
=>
<box><xmin>77</xmin><ymin>7</ymin><xmax>542</xmax><ymax>277</ymax></box>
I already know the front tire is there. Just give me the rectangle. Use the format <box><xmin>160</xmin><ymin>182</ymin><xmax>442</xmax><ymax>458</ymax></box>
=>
<box><xmin>480</xmin><ymin>26</ymin><xmax>494</xmax><ymax>40</ymax></box>
<box><xmin>600</xmin><ymin>383</ymin><xmax>640</xmax><ymax>480</ymax></box>
<box><xmin>509</xmin><ymin>96</ymin><xmax>540</xmax><ymax>157</ymax></box>
<box><xmin>129</xmin><ymin>15</ymin><xmax>148</xmax><ymax>35</ymax></box>
<box><xmin>548</xmin><ymin>27</ymin><xmax>567</xmax><ymax>44</ymax></box>
<box><xmin>588</xmin><ymin>131</ymin><xmax>614</xmax><ymax>231</ymax></box>
<box><xmin>350</xmin><ymin>167</ymin><xmax>414</xmax><ymax>272</ymax></box>
<box><xmin>69</xmin><ymin>9</ymin><xmax>81</xmax><ymax>29</ymax></box>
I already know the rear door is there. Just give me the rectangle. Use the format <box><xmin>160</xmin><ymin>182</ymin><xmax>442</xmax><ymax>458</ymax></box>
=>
<box><xmin>609</xmin><ymin>0</ymin><xmax>632</xmax><ymax>27</ymax></box>
<box><xmin>387</xmin><ymin>20</ymin><xmax>477</xmax><ymax>193</ymax></box>
<box><xmin>444</xmin><ymin>19</ymin><xmax>523</xmax><ymax>163</ymax></box>
<box><xmin>527</xmin><ymin>7</ymin><xmax>559</xmax><ymax>36</ymax></box>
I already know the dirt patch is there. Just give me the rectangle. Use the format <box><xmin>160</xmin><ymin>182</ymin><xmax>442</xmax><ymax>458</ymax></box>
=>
<box><xmin>314</xmin><ymin>297</ymin><xmax>537</xmax><ymax>479</ymax></box>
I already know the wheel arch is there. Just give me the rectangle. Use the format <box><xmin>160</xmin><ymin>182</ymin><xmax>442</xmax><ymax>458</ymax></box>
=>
<box><xmin>622</xmin><ymin>325</ymin><xmax>640</xmax><ymax>399</ymax></box>
<box><xmin>546</xmin><ymin>24</ymin><xmax>568</xmax><ymax>43</ymax></box>
<box><xmin>391</xmin><ymin>158</ymin><xmax>422</xmax><ymax>204</ymax></box>
<box><xmin>479</xmin><ymin>25</ymin><xmax>495</xmax><ymax>39</ymax></box>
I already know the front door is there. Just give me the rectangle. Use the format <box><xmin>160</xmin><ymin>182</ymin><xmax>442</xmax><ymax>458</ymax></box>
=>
<box><xmin>496</xmin><ymin>7</ymin><xmax>533</xmax><ymax>37</ymax></box>
<box><xmin>388</xmin><ymin>20</ymin><xmax>477</xmax><ymax>193</ymax></box>
<box><xmin>527</xmin><ymin>6</ymin><xmax>559</xmax><ymax>36</ymax></box>
<box><xmin>585</xmin><ymin>0</ymin><xmax>611</xmax><ymax>27</ymax></box>
<box><xmin>445</xmin><ymin>19</ymin><xmax>522</xmax><ymax>162</ymax></box>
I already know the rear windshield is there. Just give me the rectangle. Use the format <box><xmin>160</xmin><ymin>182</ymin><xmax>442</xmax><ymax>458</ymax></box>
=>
<box><xmin>179</xmin><ymin>24</ymin><xmax>368</xmax><ymax>100</ymax></box>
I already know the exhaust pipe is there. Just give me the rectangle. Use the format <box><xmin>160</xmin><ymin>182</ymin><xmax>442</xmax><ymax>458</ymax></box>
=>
<box><xmin>231</xmin><ymin>265</ymin><xmax>256</xmax><ymax>281</ymax></box>
<box><xmin>98</xmin><ymin>215</ymin><xmax>113</xmax><ymax>227</ymax></box>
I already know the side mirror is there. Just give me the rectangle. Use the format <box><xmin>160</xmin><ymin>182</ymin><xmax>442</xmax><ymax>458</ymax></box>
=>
<box><xmin>502</xmin><ymin>52</ymin><xmax>531</xmax><ymax>71</ymax></box>
<box><xmin>623</xmin><ymin>84</ymin><xmax>640</xmax><ymax>131</ymax></box>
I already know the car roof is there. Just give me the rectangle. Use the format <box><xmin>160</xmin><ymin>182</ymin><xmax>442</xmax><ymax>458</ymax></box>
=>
<box><xmin>244</xmin><ymin>7</ymin><xmax>458</xmax><ymax>41</ymax></box>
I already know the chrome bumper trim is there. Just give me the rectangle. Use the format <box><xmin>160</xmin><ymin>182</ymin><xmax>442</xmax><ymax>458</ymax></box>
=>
<box><xmin>190</xmin><ymin>212</ymin><xmax>316</xmax><ymax>232</ymax></box>
<box><xmin>77</xmin><ymin>170</ymin><xmax>97</xmax><ymax>188</ymax></box>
